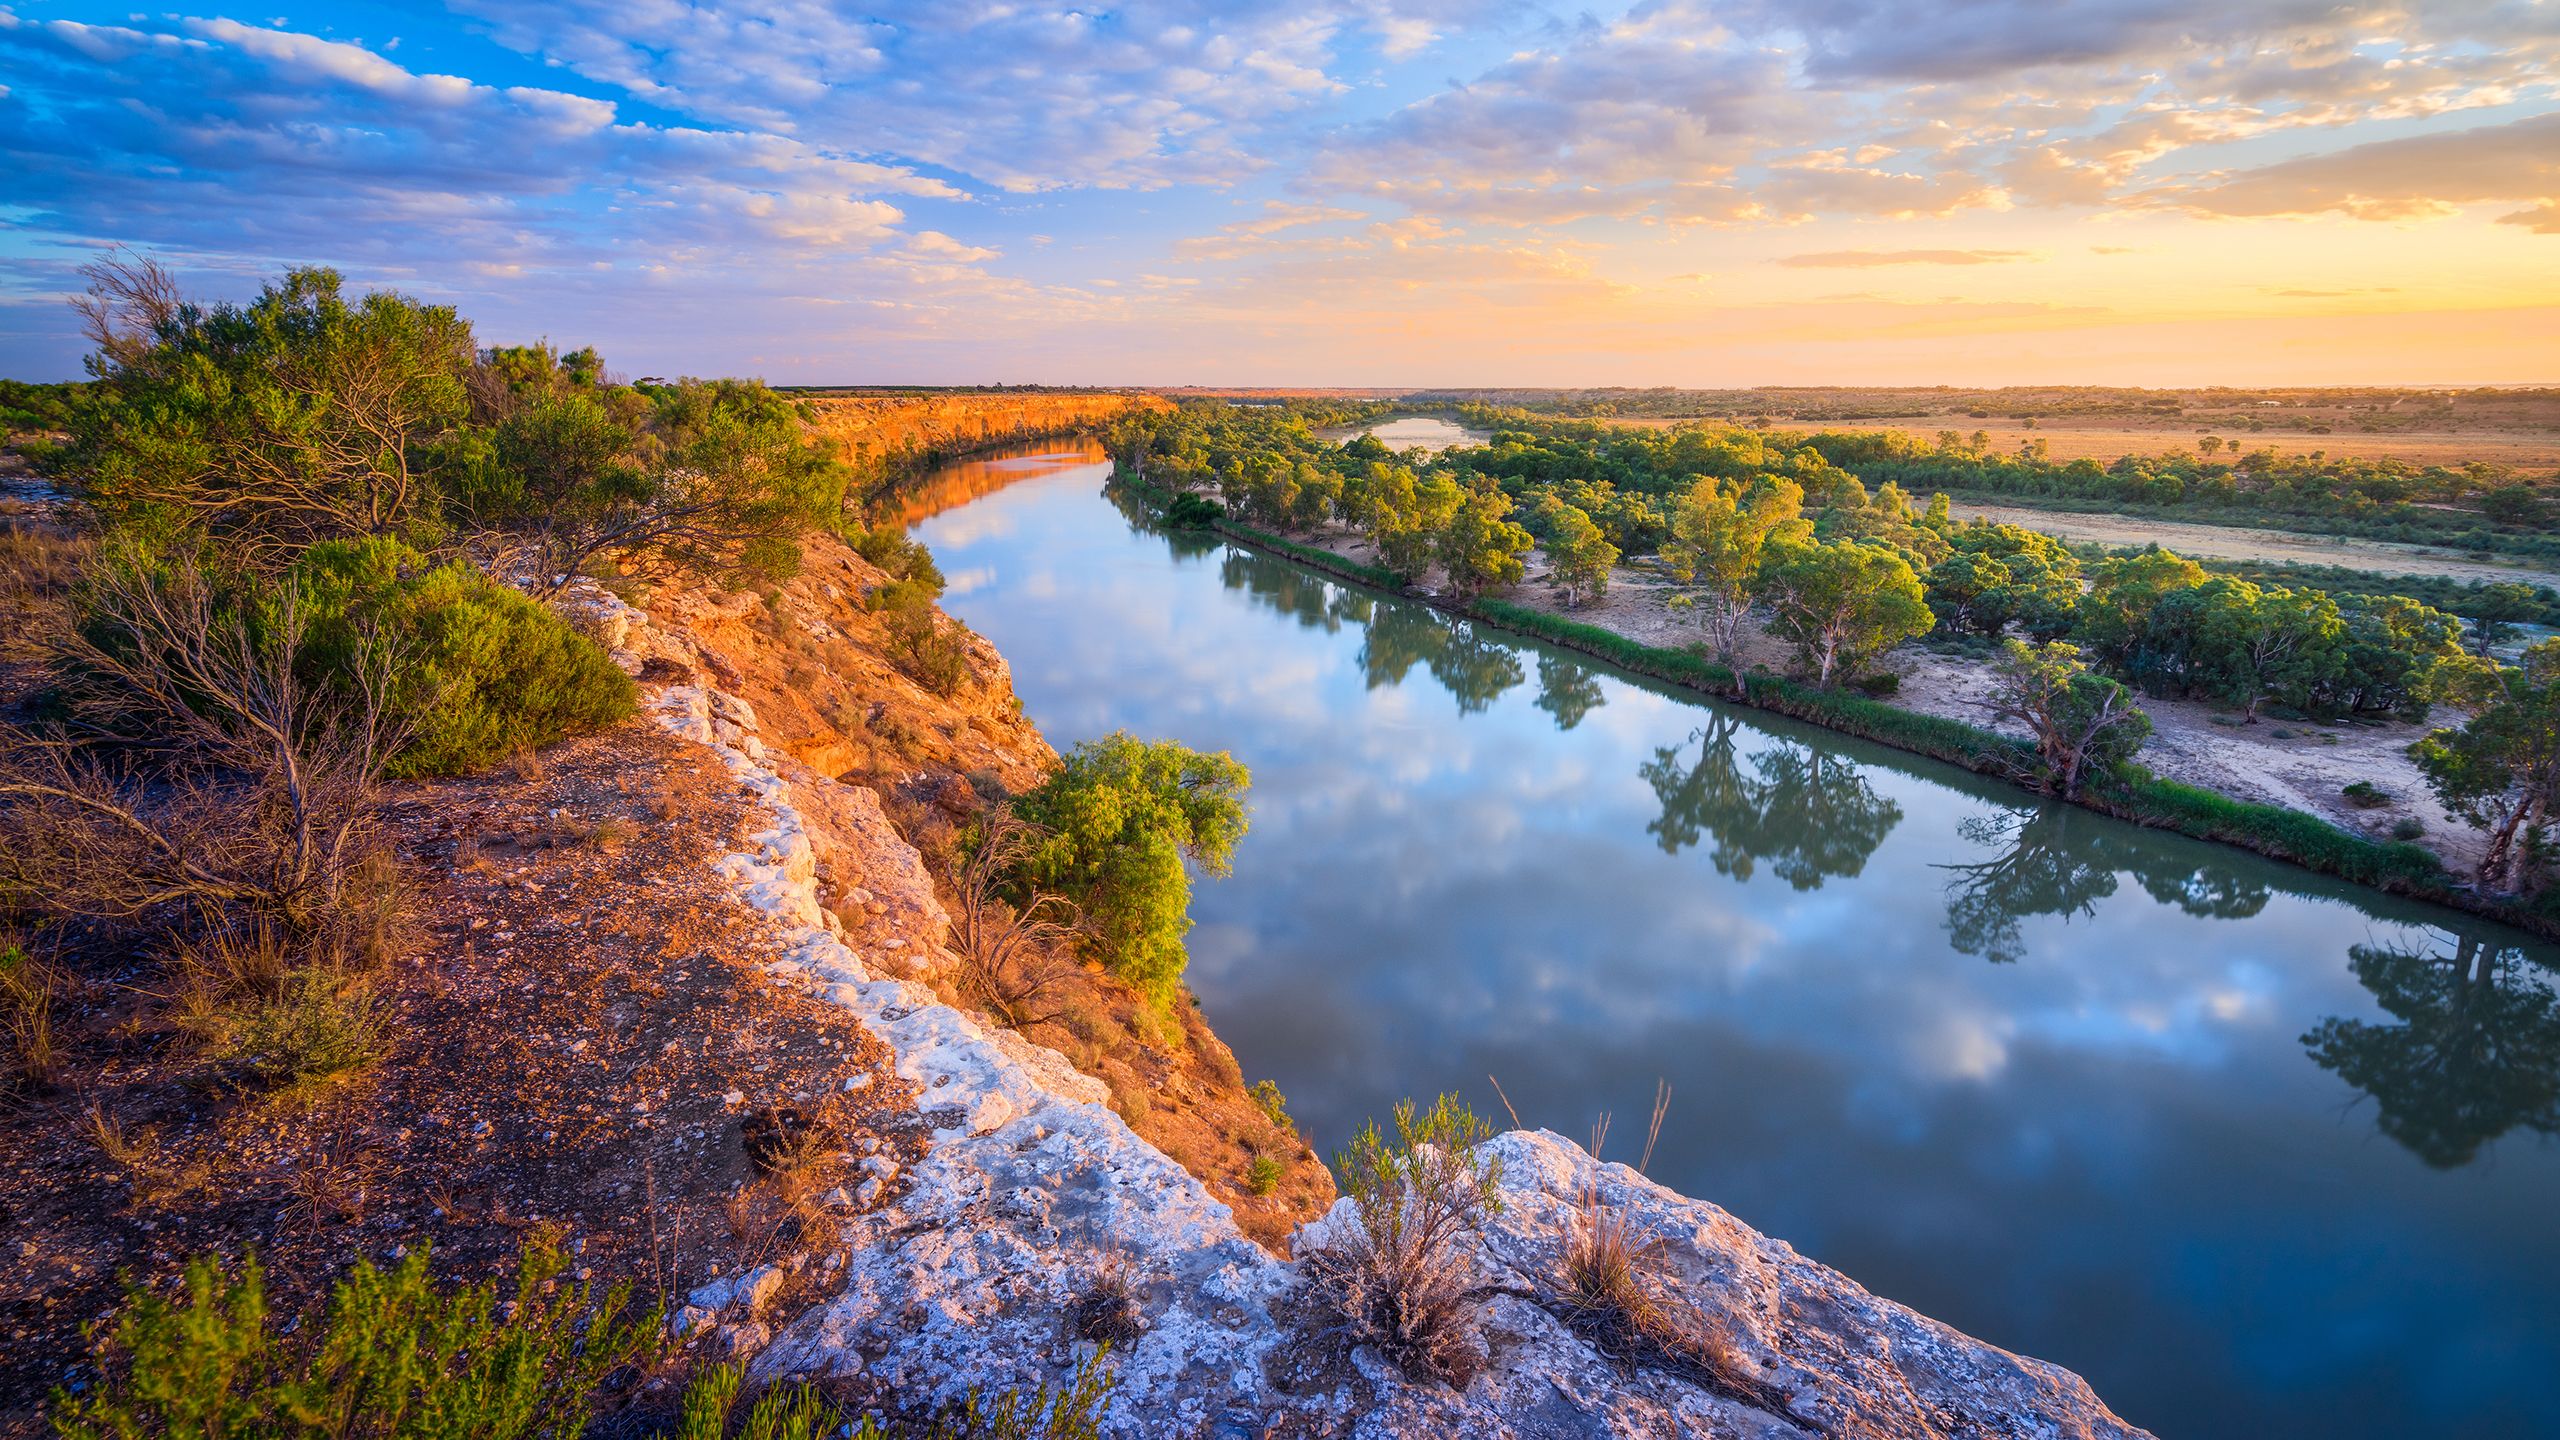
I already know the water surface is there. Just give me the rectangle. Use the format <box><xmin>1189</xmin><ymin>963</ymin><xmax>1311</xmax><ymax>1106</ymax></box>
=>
<box><xmin>912</xmin><ymin>441</ymin><xmax>2560</xmax><ymax>1440</ymax></box>
<box><xmin>1313</xmin><ymin>414</ymin><xmax>1486</xmax><ymax>452</ymax></box>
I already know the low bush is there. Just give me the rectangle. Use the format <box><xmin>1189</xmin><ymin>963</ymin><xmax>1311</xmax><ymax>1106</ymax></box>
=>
<box><xmin>2106</xmin><ymin>768</ymin><xmax>2444</xmax><ymax>890</ymax></box>
<box><xmin>53</xmin><ymin>1238</ymin><xmax>658</xmax><ymax>1440</ymax></box>
<box><xmin>1162</xmin><ymin>493</ymin><xmax>1224</xmax><ymax>529</ymax></box>
<box><xmin>182</xmin><ymin>964</ymin><xmax>384</xmax><ymax>1095</ymax></box>
<box><xmin>1247</xmin><ymin>1153</ymin><xmax>1285</xmax><ymax>1196</ymax></box>
<box><xmin>287</xmin><ymin>537</ymin><xmax>634</xmax><ymax>777</ymax></box>
<box><xmin>2343</xmin><ymin>780</ymin><xmax>2392</xmax><ymax>809</ymax></box>
<box><xmin>1309</xmin><ymin>1093</ymin><xmax>1504</xmax><ymax>1385</ymax></box>
<box><xmin>855</xmin><ymin>525</ymin><xmax>945</xmax><ymax>596</ymax></box>
<box><xmin>1248</xmin><ymin>1078</ymin><xmax>1295</xmax><ymax>1133</ymax></box>
<box><xmin>874</xmin><ymin>580</ymin><xmax>973</xmax><ymax>695</ymax></box>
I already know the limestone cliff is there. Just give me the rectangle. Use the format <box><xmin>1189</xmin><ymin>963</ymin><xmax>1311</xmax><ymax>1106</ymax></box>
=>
<box><xmin>801</xmin><ymin>391</ymin><xmax>1167</xmax><ymax>503</ymax></box>
<box><xmin>566</xmin><ymin>527</ymin><xmax>2157</xmax><ymax>1439</ymax></box>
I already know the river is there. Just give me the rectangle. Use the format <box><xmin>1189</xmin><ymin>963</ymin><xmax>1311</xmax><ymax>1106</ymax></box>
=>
<box><xmin>909</xmin><ymin>439</ymin><xmax>2560</xmax><ymax>1440</ymax></box>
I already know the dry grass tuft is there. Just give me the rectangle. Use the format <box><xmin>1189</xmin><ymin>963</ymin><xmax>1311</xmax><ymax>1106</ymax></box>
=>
<box><xmin>1</xmin><ymin>941</ymin><xmax>64</xmax><ymax>1091</ymax></box>
<box><xmin>1071</xmin><ymin>1253</ymin><xmax>1148</xmax><ymax>1348</ymax></box>
<box><xmin>1554</xmin><ymin>1084</ymin><xmax>1792</xmax><ymax>1410</ymax></box>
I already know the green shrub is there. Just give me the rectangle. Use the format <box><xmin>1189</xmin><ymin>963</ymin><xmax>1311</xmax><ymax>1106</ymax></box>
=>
<box><xmin>287</xmin><ymin>538</ymin><xmax>635</xmax><ymax>777</ymax></box>
<box><xmin>675</xmin><ymin>1354</ymin><xmax>1113</xmax><ymax>1440</ymax></box>
<box><xmin>1247</xmin><ymin>1153</ymin><xmax>1286</xmax><ymax>1197</ymax></box>
<box><xmin>1248</xmin><ymin>1078</ymin><xmax>1295</xmax><ymax>1133</ymax></box>
<box><xmin>1852</xmin><ymin>672</ymin><xmax>1900</xmax><ymax>698</ymax></box>
<box><xmin>53</xmin><ymin>1239</ymin><xmax>657</xmax><ymax>1440</ymax></box>
<box><xmin>873</xmin><ymin>578</ymin><xmax>972</xmax><ymax>695</ymax></box>
<box><xmin>2390</xmin><ymin>816</ymin><xmax>2427</xmax><ymax>841</ymax></box>
<box><xmin>189</xmin><ymin>967</ymin><xmax>383</xmax><ymax>1093</ymax></box>
<box><xmin>855</xmin><ymin>526</ymin><xmax>945</xmax><ymax>596</ymax></box>
<box><xmin>1163</xmin><ymin>493</ymin><xmax>1224</xmax><ymax>529</ymax></box>
<box><xmin>1014</xmin><ymin>733</ymin><xmax>1250</xmax><ymax>1006</ymax></box>
<box><xmin>2343</xmin><ymin>780</ymin><xmax>2392</xmax><ymax>809</ymax></box>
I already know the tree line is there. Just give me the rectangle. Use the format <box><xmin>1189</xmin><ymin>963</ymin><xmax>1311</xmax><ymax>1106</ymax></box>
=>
<box><xmin>1112</xmin><ymin>401</ymin><xmax>2560</xmax><ymax>901</ymax></box>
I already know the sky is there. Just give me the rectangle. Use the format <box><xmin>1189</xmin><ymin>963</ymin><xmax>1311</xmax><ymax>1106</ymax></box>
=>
<box><xmin>1</xmin><ymin>1</ymin><xmax>2555</xmax><ymax>387</ymax></box>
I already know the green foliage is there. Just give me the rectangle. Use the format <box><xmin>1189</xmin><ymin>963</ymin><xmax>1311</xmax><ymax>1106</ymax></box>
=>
<box><xmin>191</xmin><ymin>967</ymin><xmax>384</xmax><ymax>1093</ymax></box>
<box><xmin>0</xmin><ymin>378</ymin><xmax>80</xmax><ymax>433</ymax></box>
<box><xmin>1013</xmin><ymin>733</ymin><xmax>1250</xmax><ymax>1005</ymax></box>
<box><xmin>855</xmin><ymin>524</ymin><xmax>946</xmax><ymax>596</ymax></box>
<box><xmin>1529</xmin><ymin>496</ymin><xmax>1618</xmax><ymax>607</ymax></box>
<box><xmin>2462</xmin><ymin>581</ymin><xmax>2542</xmax><ymax>656</ymax></box>
<box><xmin>71</xmin><ymin>266</ymin><xmax>474</xmax><ymax>554</ymax></box>
<box><xmin>2413</xmin><ymin>640</ymin><xmax>2560</xmax><ymax>892</ymax></box>
<box><xmin>875</xmin><ymin>579</ymin><xmax>973</xmax><ymax>696</ymax></box>
<box><xmin>1247</xmin><ymin>1153</ymin><xmax>1286</xmax><ymax>1196</ymax></box>
<box><xmin>1988</xmin><ymin>639</ymin><xmax>2152</xmax><ymax>800</ymax></box>
<box><xmin>287</xmin><ymin>538</ymin><xmax>634</xmax><ymax>777</ymax></box>
<box><xmin>53</xmin><ymin>1239</ymin><xmax>658</xmax><ymax>1440</ymax></box>
<box><xmin>1163</xmin><ymin>493</ymin><xmax>1225</xmax><ymax>529</ymax></box>
<box><xmin>1755</xmin><ymin>538</ymin><xmax>1934</xmax><ymax>688</ymax></box>
<box><xmin>1248</xmin><ymin>1078</ymin><xmax>1295</xmax><ymax>1132</ymax></box>
<box><xmin>1431</xmin><ymin>485</ymin><xmax>1533</xmax><ymax>598</ymax></box>
<box><xmin>1662</xmin><ymin>475</ymin><xmax>1808</xmax><ymax>670</ymax></box>
<box><xmin>674</xmin><ymin>1355</ymin><xmax>1113</xmax><ymax>1440</ymax></box>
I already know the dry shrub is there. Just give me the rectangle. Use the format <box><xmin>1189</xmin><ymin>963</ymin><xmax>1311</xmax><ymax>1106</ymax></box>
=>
<box><xmin>1306</xmin><ymin>1093</ymin><xmax>1504</xmax><ymax>1386</ymax></box>
<box><xmin>1071</xmin><ymin>1254</ymin><xmax>1147</xmax><ymax>1348</ymax></box>
<box><xmin>1103</xmin><ymin>1070</ymin><xmax>1151</xmax><ymax>1126</ymax></box>
<box><xmin>0</xmin><ymin>552</ymin><xmax>406</xmax><ymax>938</ymax></box>
<box><xmin>727</xmin><ymin>1103</ymin><xmax>852</xmax><ymax>1271</ymax></box>
<box><xmin>1</xmin><ymin>941</ymin><xmax>63</xmax><ymax>1090</ymax></box>
<box><xmin>508</xmin><ymin>742</ymin><xmax>548</xmax><ymax>784</ymax></box>
<box><xmin>1555</xmin><ymin>1085</ymin><xmax>1790</xmax><ymax>1410</ymax></box>
<box><xmin>278</xmin><ymin>1130</ymin><xmax>379</xmax><ymax>1232</ymax></box>
<box><xmin>83</xmin><ymin>1104</ymin><xmax>212</xmax><ymax>1211</ymax></box>
<box><xmin>950</xmin><ymin>810</ymin><xmax>1077</xmax><ymax>1030</ymax></box>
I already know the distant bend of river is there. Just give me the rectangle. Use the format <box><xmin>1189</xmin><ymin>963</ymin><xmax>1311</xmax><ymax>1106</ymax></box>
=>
<box><xmin>908</xmin><ymin>437</ymin><xmax>2560</xmax><ymax>1440</ymax></box>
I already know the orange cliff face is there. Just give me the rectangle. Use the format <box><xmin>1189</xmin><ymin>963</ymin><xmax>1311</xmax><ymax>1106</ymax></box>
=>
<box><xmin>801</xmin><ymin>392</ymin><xmax>1169</xmax><ymax>481</ymax></box>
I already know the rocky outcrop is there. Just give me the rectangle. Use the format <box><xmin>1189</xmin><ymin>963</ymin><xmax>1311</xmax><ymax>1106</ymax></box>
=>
<box><xmin>567</xmin><ymin>552</ymin><xmax>2150</xmax><ymax>1439</ymax></box>
<box><xmin>805</xmin><ymin>392</ymin><xmax>1167</xmax><ymax>486</ymax></box>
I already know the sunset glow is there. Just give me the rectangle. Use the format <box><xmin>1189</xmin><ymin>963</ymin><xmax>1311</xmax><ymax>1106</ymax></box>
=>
<box><xmin>3</xmin><ymin>1</ymin><xmax>2555</xmax><ymax>384</ymax></box>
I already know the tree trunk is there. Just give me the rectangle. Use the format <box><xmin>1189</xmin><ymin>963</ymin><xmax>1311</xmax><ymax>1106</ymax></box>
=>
<box><xmin>2479</xmin><ymin>794</ymin><xmax>2532</xmax><ymax>892</ymax></box>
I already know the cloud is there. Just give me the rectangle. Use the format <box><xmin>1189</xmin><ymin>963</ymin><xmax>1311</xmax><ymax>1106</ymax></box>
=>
<box><xmin>2156</xmin><ymin>112</ymin><xmax>2560</xmax><ymax>226</ymax></box>
<box><xmin>1779</xmin><ymin>249</ymin><xmax>2035</xmax><ymax>267</ymax></box>
<box><xmin>451</xmin><ymin>1</ymin><xmax>1511</xmax><ymax>192</ymax></box>
<box><xmin>2500</xmin><ymin>202</ymin><xmax>2560</xmax><ymax>235</ymax></box>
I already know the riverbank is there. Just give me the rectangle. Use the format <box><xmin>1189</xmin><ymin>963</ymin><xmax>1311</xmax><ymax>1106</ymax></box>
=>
<box><xmin>604</xmin><ymin>536</ymin><xmax>2155</xmax><ymax>1437</ymax></box>
<box><xmin>1119</xmin><ymin>469</ymin><xmax>2557</xmax><ymax>943</ymax></box>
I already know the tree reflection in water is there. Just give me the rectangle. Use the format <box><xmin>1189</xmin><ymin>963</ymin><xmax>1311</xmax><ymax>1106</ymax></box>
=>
<box><xmin>1640</xmin><ymin>715</ymin><xmax>1903</xmax><ymax>889</ymax></box>
<box><xmin>1535</xmin><ymin>653</ymin><xmax>1607</xmax><ymax>731</ymax></box>
<box><xmin>1935</xmin><ymin>808</ymin><xmax>2121</xmax><ymax>964</ymax></box>
<box><xmin>1353</xmin><ymin>602</ymin><xmax>1523</xmax><ymax>713</ymax></box>
<box><xmin>2305</xmin><ymin>933</ymin><xmax>2560</xmax><ymax>1168</ymax></box>
<box><xmin>1219</xmin><ymin>547</ymin><xmax>1348</xmax><ymax>634</ymax></box>
<box><xmin>1935</xmin><ymin>806</ymin><xmax>2273</xmax><ymax>964</ymax></box>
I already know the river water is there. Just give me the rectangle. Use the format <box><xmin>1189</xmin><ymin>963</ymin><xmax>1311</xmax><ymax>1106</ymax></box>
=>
<box><xmin>910</xmin><ymin>439</ymin><xmax>2560</xmax><ymax>1440</ymax></box>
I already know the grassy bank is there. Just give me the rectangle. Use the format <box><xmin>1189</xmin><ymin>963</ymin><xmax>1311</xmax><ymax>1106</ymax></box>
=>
<box><xmin>1117</xmin><ymin>468</ymin><xmax>2545</xmax><ymax>939</ymax></box>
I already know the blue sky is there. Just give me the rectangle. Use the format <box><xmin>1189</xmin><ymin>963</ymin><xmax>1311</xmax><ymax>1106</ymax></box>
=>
<box><xmin>3</xmin><ymin>2</ymin><xmax>2556</xmax><ymax>385</ymax></box>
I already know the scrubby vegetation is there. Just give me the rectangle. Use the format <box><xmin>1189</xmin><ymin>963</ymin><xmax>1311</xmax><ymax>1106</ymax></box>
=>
<box><xmin>1309</xmin><ymin>1094</ymin><xmax>1504</xmax><ymax>1385</ymax></box>
<box><xmin>55</xmin><ymin>1236</ymin><xmax>1115</xmax><ymax>1439</ymax></box>
<box><xmin>1012</xmin><ymin>733</ymin><xmax>1251</xmax><ymax>1007</ymax></box>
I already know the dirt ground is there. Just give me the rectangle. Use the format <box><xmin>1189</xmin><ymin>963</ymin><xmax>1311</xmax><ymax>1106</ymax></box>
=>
<box><xmin>1943</xmin><ymin>501</ymin><xmax>2560</xmax><ymax>588</ymax></box>
<box><xmin>1605</xmin><ymin>412</ymin><xmax>2560</xmax><ymax>475</ymax></box>
<box><xmin>0</xmin><ymin>726</ymin><xmax>931</xmax><ymax>1430</ymax></box>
